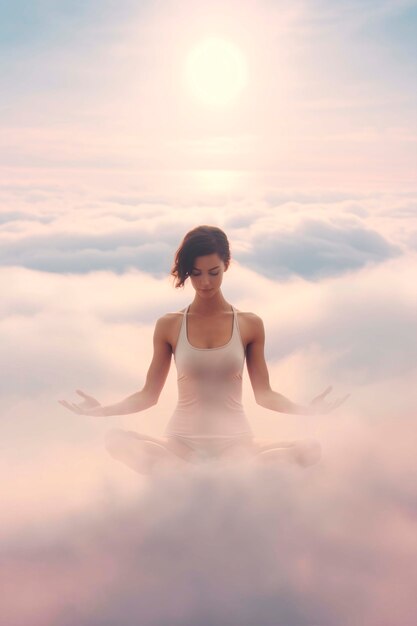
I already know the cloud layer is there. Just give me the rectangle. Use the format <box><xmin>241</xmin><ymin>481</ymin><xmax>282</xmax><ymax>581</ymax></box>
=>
<box><xmin>2</xmin><ymin>449</ymin><xmax>416</xmax><ymax>626</ymax></box>
<box><xmin>1</xmin><ymin>187</ymin><xmax>416</xmax><ymax>626</ymax></box>
<box><xmin>1</xmin><ymin>181</ymin><xmax>413</xmax><ymax>280</ymax></box>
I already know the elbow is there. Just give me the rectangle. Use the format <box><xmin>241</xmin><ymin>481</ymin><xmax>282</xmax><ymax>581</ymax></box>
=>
<box><xmin>147</xmin><ymin>390</ymin><xmax>159</xmax><ymax>407</ymax></box>
<box><xmin>132</xmin><ymin>389</ymin><xmax>159</xmax><ymax>412</ymax></box>
<box><xmin>254</xmin><ymin>388</ymin><xmax>271</xmax><ymax>407</ymax></box>
<box><xmin>255</xmin><ymin>395</ymin><xmax>264</xmax><ymax>407</ymax></box>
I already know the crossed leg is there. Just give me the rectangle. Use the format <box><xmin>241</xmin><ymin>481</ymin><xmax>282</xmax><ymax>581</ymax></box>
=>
<box><xmin>104</xmin><ymin>428</ymin><xmax>194</xmax><ymax>475</ymax></box>
<box><xmin>251</xmin><ymin>438</ymin><xmax>322</xmax><ymax>467</ymax></box>
<box><xmin>105</xmin><ymin>429</ymin><xmax>322</xmax><ymax>475</ymax></box>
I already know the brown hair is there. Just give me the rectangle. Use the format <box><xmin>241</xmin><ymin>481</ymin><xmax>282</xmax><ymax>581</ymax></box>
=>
<box><xmin>171</xmin><ymin>225</ymin><xmax>231</xmax><ymax>288</ymax></box>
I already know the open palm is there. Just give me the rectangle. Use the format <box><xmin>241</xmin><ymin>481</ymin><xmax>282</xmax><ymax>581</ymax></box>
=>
<box><xmin>58</xmin><ymin>390</ymin><xmax>101</xmax><ymax>415</ymax></box>
<box><xmin>309</xmin><ymin>385</ymin><xmax>350</xmax><ymax>415</ymax></box>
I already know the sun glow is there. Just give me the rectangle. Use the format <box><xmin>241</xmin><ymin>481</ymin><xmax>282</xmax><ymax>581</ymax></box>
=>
<box><xmin>184</xmin><ymin>37</ymin><xmax>248</xmax><ymax>107</ymax></box>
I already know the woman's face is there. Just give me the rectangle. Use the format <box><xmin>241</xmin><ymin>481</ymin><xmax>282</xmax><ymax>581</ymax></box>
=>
<box><xmin>189</xmin><ymin>253</ymin><xmax>228</xmax><ymax>297</ymax></box>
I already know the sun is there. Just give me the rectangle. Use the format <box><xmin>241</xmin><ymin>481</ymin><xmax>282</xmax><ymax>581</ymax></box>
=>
<box><xmin>184</xmin><ymin>37</ymin><xmax>248</xmax><ymax>107</ymax></box>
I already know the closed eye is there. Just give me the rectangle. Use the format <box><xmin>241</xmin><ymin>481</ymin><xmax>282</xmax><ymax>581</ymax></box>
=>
<box><xmin>191</xmin><ymin>272</ymin><xmax>219</xmax><ymax>276</ymax></box>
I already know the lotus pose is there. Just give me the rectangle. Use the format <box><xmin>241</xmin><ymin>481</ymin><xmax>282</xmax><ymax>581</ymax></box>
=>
<box><xmin>59</xmin><ymin>225</ymin><xmax>349</xmax><ymax>474</ymax></box>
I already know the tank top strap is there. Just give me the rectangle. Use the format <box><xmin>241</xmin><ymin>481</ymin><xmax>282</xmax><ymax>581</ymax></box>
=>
<box><xmin>182</xmin><ymin>306</ymin><xmax>189</xmax><ymax>335</ymax></box>
<box><xmin>231</xmin><ymin>305</ymin><xmax>244</xmax><ymax>350</ymax></box>
<box><xmin>231</xmin><ymin>305</ymin><xmax>237</xmax><ymax>336</ymax></box>
<box><xmin>175</xmin><ymin>306</ymin><xmax>188</xmax><ymax>350</ymax></box>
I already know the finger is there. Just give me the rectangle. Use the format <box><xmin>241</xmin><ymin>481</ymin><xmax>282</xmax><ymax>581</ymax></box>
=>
<box><xmin>335</xmin><ymin>394</ymin><xmax>350</xmax><ymax>406</ymax></box>
<box><xmin>321</xmin><ymin>385</ymin><xmax>333</xmax><ymax>398</ymax></box>
<box><xmin>312</xmin><ymin>386</ymin><xmax>332</xmax><ymax>404</ymax></box>
<box><xmin>314</xmin><ymin>386</ymin><xmax>332</xmax><ymax>402</ymax></box>
<box><xmin>330</xmin><ymin>395</ymin><xmax>350</xmax><ymax>410</ymax></box>
<box><xmin>58</xmin><ymin>400</ymin><xmax>78</xmax><ymax>413</ymax></box>
<box><xmin>76</xmin><ymin>390</ymin><xmax>90</xmax><ymax>399</ymax></box>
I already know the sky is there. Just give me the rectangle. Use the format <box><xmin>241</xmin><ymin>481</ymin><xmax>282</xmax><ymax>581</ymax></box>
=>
<box><xmin>1</xmin><ymin>1</ymin><xmax>417</xmax><ymax>624</ymax></box>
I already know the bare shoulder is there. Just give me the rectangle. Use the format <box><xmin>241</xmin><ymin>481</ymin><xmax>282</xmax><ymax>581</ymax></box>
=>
<box><xmin>157</xmin><ymin>310</ymin><xmax>184</xmax><ymax>323</ymax></box>
<box><xmin>236</xmin><ymin>309</ymin><xmax>262</xmax><ymax>321</ymax></box>
<box><xmin>236</xmin><ymin>309</ymin><xmax>264</xmax><ymax>326</ymax></box>
<box><xmin>154</xmin><ymin>310</ymin><xmax>185</xmax><ymax>350</ymax></box>
<box><xmin>235</xmin><ymin>309</ymin><xmax>264</xmax><ymax>345</ymax></box>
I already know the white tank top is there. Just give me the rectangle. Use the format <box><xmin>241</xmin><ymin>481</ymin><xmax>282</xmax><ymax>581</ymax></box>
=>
<box><xmin>164</xmin><ymin>305</ymin><xmax>254</xmax><ymax>439</ymax></box>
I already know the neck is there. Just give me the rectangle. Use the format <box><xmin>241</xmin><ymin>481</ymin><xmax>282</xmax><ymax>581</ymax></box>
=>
<box><xmin>189</xmin><ymin>291</ymin><xmax>230</xmax><ymax>315</ymax></box>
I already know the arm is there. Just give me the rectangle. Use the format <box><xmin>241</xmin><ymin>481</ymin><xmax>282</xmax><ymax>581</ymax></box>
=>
<box><xmin>246</xmin><ymin>315</ymin><xmax>349</xmax><ymax>415</ymax></box>
<box><xmin>59</xmin><ymin>316</ymin><xmax>173</xmax><ymax>417</ymax></box>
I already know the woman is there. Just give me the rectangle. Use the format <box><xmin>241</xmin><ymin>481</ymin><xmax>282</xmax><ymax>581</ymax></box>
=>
<box><xmin>59</xmin><ymin>225</ymin><xmax>349</xmax><ymax>474</ymax></box>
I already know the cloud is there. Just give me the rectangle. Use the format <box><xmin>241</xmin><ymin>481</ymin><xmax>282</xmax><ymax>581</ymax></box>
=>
<box><xmin>1</xmin><ymin>441</ymin><xmax>416</xmax><ymax>626</ymax></box>
<box><xmin>2</xmin><ymin>234</ymin><xmax>174</xmax><ymax>275</ymax></box>
<box><xmin>1</xmin><ymin>185</ymin><xmax>409</xmax><ymax>282</ymax></box>
<box><xmin>235</xmin><ymin>217</ymin><xmax>402</xmax><ymax>280</ymax></box>
<box><xmin>1</xmin><ymin>184</ymin><xmax>416</xmax><ymax>626</ymax></box>
<box><xmin>239</xmin><ymin>251</ymin><xmax>417</xmax><ymax>389</ymax></box>
<box><xmin>0</xmin><ymin>220</ymin><xmax>185</xmax><ymax>275</ymax></box>
<box><xmin>0</xmin><ymin>210</ymin><xmax>53</xmax><ymax>225</ymax></box>
<box><xmin>2</xmin><ymin>246</ymin><xmax>417</xmax><ymax>458</ymax></box>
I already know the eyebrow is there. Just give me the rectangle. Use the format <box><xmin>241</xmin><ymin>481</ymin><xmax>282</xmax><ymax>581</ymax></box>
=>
<box><xmin>192</xmin><ymin>265</ymin><xmax>220</xmax><ymax>271</ymax></box>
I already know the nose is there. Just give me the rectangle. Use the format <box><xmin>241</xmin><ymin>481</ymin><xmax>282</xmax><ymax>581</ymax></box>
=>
<box><xmin>199</xmin><ymin>274</ymin><xmax>211</xmax><ymax>288</ymax></box>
